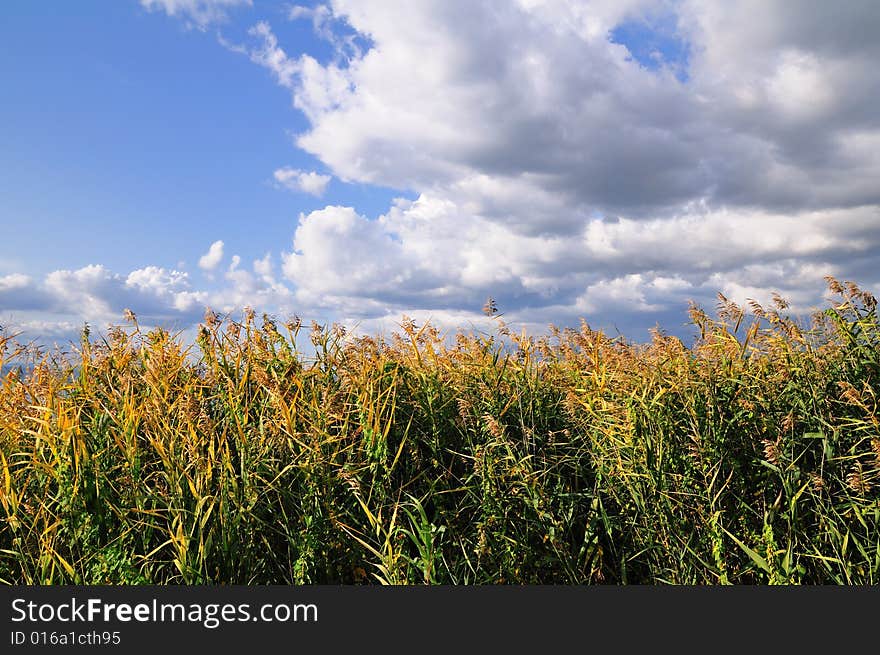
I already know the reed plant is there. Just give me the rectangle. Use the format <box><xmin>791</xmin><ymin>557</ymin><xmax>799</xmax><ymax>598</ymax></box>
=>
<box><xmin>0</xmin><ymin>277</ymin><xmax>877</xmax><ymax>584</ymax></box>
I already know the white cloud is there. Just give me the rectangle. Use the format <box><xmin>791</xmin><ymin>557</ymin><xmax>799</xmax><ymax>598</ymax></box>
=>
<box><xmin>44</xmin><ymin>265</ymin><xmax>120</xmax><ymax>323</ymax></box>
<box><xmin>38</xmin><ymin>265</ymin><xmax>208</xmax><ymax>325</ymax></box>
<box><xmin>253</xmin><ymin>252</ymin><xmax>273</xmax><ymax>280</ymax></box>
<box><xmin>198</xmin><ymin>240</ymin><xmax>225</xmax><ymax>271</ymax></box>
<box><xmin>126</xmin><ymin>266</ymin><xmax>189</xmax><ymax>294</ymax></box>
<box><xmin>125</xmin><ymin>266</ymin><xmax>206</xmax><ymax>314</ymax></box>
<box><xmin>25</xmin><ymin>320</ymin><xmax>83</xmax><ymax>337</ymax></box>
<box><xmin>218</xmin><ymin>262</ymin><xmax>292</xmax><ymax>315</ymax></box>
<box><xmin>140</xmin><ymin>0</ymin><xmax>251</xmax><ymax>29</ymax></box>
<box><xmin>243</xmin><ymin>21</ymin><xmax>303</xmax><ymax>90</ymax></box>
<box><xmin>0</xmin><ymin>274</ymin><xmax>50</xmax><ymax>315</ymax></box>
<box><xmin>275</xmin><ymin>192</ymin><xmax>879</xmax><ymax>334</ymax></box>
<box><xmin>13</xmin><ymin>1</ymin><xmax>872</xmax><ymax>341</ymax></box>
<box><xmin>0</xmin><ymin>258</ymin><xmax>296</xmax><ymax>342</ymax></box>
<box><xmin>255</xmin><ymin>0</ymin><xmax>878</xmax><ymax>217</ymax></box>
<box><xmin>281</xmin><ymin>205</ymin><xmax>419</xmax><ymax>311</ymax></box>
<box><xmin>211</xmin><ymin>1</ymin><xmax>880</xmax><ymax>335</ymax></box>
<box><xmin>0</xmin><ymin>274</ymin><xmax>30</xmax><ymax>292</ymax></box>
<box><xmin>273</xmin><ymin>167</ymin><xmax>332</xmax><ymax>196</ymax></box>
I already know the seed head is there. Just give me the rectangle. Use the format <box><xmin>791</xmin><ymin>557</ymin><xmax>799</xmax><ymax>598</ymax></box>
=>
<box><xmin>762</xmin><ymin>438</ymin><xmax>781</xmax><ymax>466</ymax></box>
<box><xmin>846</xmin><ymin>463</ymin><xmax>871</xmax><ymax>495</ymax></box>
<box><xmin>747</xmin><ymin>299</ymin><xmax>765</xmax><ymax>319</ymax></box>
<box><xmin>483</xmin><ymin>414</ymin><xmax>503</xmax><ymax>439</ymax></box>
<box><xmin>825</xmin><ymin>275</ymin><xmax>844</xmax><ymax>295</ymax></box>
<box><xmin>771</xmin><ymin>292</ymin><xmax>789</xmax><ymax>310</ymax></box>
<box><xmin>204</xmin><ymin>307</ymin><xmax>219</xmax><ymax>327</ymax></box>
<box><xmin>286</xmin><ymin>315</ymin><xmax>302</xmax><ymax>332</ymax></box>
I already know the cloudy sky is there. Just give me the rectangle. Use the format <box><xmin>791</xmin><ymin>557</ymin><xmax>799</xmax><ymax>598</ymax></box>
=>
<box><xmin>2</xmin><ymin>0</ymin><xmax>879</xmax><ymax>343</ymax></box>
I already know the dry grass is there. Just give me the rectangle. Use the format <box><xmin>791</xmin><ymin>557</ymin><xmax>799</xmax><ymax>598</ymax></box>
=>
<box><xmin>0</xmin><ymin>277</ymin><xmax>878</xmax><ymax>584</ymax></box>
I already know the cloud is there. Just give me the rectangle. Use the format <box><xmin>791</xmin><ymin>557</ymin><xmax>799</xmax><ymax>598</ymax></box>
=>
<box><xmin>4</xmin><ymin>319</ymin><xmax>81</xmax><ymax>339</ymax></box>
<box><xmin>140</xmin><ymin>0</ymin><xmax>252</xmax><ymax>29</ymax></box>
<box><xmin>215</xmin><ymin>255</ymin><xmax>292</xmax><ymax>315</ymax></box>
<box><xmin>14</xmin><ymin>2</ymin><xmax>873</xmax><ymax>342</ymax></box>
<box><xmin>0</xmin><ymin>274</ymin><xmax>30</xmax><ymax>293</ymax></box>
<box><xmin>254</xmin><ymin>1</ymin><xmax>879</xmax><ymax>217</ymax></box>
<box><xmin>40</xmin><ymin>264</ymin><xmax>206</xmax><ymax>325</ymax></box>
<box><xmin>242</xmin><ymin>21</ymin><xmax>304</xmax><ymax>91</ymax></box>
<box><xmin>198</xmin><ymin>240</ymin><xmax>225</xmax><ymax>271</ymax></box>
<box><xmin>0</xmin><ymin>274</ymin><xmax>53</xmax><ymax>313</ymax></box>
<box><xmin>277</xmin><ymin>193</ymin><xmax>880</xmax><ymax>335</ymax></box>
<box><xmin>0</xmin><ymin>259</ymin><xmax>295</xmax><ymax>342</ymax></box>
<box><xmin>273</xmin><ymin>167</ymin><xmax>332</xmax><ymax>196</ymax></box>
<box><xmin>125</xmin><ymin>266</ymin><xmax>206</xmax><ymax>314</ymax></box>
<box><xmin>281</xmin><ymin>205</ymin><xmax>422</xmax><ymax>313</ymax></box>
<box><xmin>209</xmin><ymin>0</ymin><xmax>880</xmax><ymax>337</ymax></box>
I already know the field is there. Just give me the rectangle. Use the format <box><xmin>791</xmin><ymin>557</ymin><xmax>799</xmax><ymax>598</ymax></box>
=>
<box><xmin>0</xmin><ymin>277</ymin><xmax>878</xmax><ymax>585</ymax></box>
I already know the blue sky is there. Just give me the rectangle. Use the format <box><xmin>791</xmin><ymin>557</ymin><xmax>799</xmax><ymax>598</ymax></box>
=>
<box><xmin>610</xmin><ymin>10</ymin><xmax>690</xmax><ymax>81</ymax></box>
<box><xmin>2</xmin><ymin>1</ymin><xmax>879</xmax><ymax>343</ymax></box>
<box><xmin>1</xmin><ymin>1</ymin><xmax>397</xmax><ymax>276</ymax></box>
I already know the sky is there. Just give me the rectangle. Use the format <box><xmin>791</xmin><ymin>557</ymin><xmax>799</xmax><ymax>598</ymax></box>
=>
<box><xmin>1</xmin><ymin>0</ymin><xmax>879</xmax><ymax>345</ymax></box>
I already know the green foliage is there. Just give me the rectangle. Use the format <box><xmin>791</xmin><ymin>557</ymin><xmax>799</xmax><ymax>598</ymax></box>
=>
<box><xmin>0</xmin><ymin>278</ymin><xmax>878</xmax><ymax>584</ymax></box>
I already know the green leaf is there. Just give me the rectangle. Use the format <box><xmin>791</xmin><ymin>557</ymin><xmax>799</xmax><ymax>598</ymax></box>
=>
<box><xmin>722</xmin><ymin>527</ymin><xmax>771</xmax><ymax>574</ymax></box>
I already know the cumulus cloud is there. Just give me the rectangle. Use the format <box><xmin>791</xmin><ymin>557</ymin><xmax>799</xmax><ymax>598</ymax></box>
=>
<box><xmin>281</xmin><ymin>205</ymin><xmax>426</xmax><ymax>314</ymax></box>
<box><xmin>220</xmin><ymin>0</ymin><xmax>880</xmax><ymax>336</ymax></box>
<box><xmin>273</xmin><ymin>167</ymin><xmax>332</xmax><ymax>196</ymax></box>
<box><xmin>0</xmin><ymin>274</ymin><xmax>30</xmax><ymax>293</ymax></box>
<box><xmin>279</xmin><ymin>194</ymin><xmax>879</xmax><ymax>330</ymax></box>
<box><xmin>0</xmin><ymin>259</ymin><xmax>294</xmax><ymax>343</ymax></box>
<box><xmin>0</xmin><ymin>274</ymin><xmax>53</xmax><ymax>313</ymax></box>
<box><xmin>5</xmin><ymin>319</ymin><xmax>81</xmax><ymax>339</ymax></box>
<box><xmin>40</xmin><ymin>264</ymin><xmax>206</xmax><ymax>325</ymax></box>
<box><xmin>12</xmin><ymin>1</ymin><xmax>880</xmax><ymax>341</ymax></box>
<box><xmin>248</xmin><ymin>1</ymin><xmax>879</xmax><ymax>216</ymax></box>
<box><xmin>214</xmin><ymin>255</ymin><xmax>292</xmax><ymax>315</ymax></box>
<box><xmin>140</xmin><ymin>0</ymin><xmax>251</xmax><ymax>29</ymax></box>
<box><xmin>198</xmin><ymin>240</ymin><xmax>225</xmax><ymax>271</ymax></box>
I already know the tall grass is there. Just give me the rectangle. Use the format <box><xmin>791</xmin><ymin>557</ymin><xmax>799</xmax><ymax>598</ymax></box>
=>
<box><xmin>0</xmin><ymin>277</ymin><xmax>878</xmax><ymax>584</ymax></box>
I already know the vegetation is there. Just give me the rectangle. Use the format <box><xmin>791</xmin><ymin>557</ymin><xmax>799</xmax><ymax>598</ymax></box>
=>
<box><xmin>1</xmin><ymin>277</ymin><xmax>878</xmax><ymax>584</ymax></box>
